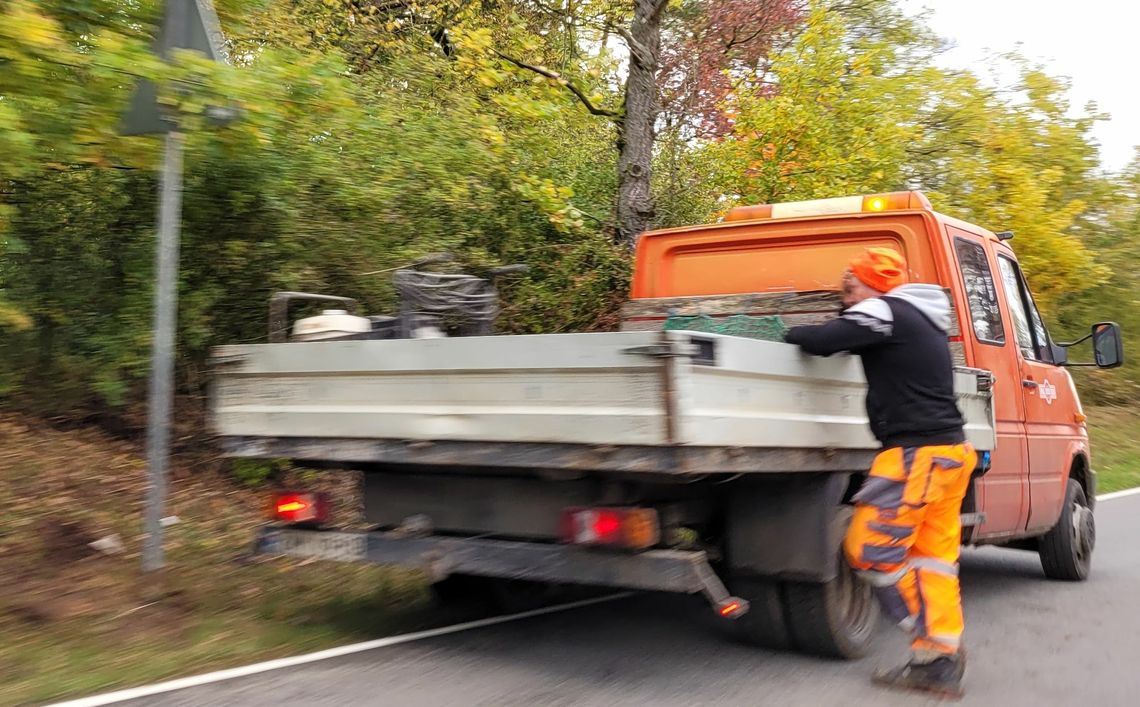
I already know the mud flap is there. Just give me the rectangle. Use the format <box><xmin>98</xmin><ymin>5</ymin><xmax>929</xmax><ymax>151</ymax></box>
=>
<box><xmin>725</xmin><ymin>473</ymin><xmax>850</xmax><ymax>582</ymax></box>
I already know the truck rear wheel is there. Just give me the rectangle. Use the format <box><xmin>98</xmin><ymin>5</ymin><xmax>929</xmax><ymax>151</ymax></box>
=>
<box><xmin>1038</xmin><ymin>478</ymin><xmax>1094</xmax><ymax>581</ymax></box>
<box><xmin>729</xmin><ymin>560</ymin><xmax>876</xmax><ymax>659</ymax></box>
<box><xmin>727</xmin><ymin>506</ymin><xmax>877</xmax><ymax>659</ymax></box>
<box><xmin>782</xmin><ymin>556</ymin><xmax>876</xmax><ymax>659</ymax></box>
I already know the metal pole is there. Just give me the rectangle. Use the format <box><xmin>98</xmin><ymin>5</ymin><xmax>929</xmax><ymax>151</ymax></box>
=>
<box><xmin>143</xmin><ymin>129</ymin><xmax>184</xmax><ymax>572</ymax></box>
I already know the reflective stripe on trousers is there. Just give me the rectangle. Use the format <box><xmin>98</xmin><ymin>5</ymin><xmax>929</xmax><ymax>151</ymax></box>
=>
<box><xmin>844</xmin><ymin>443</ymin><xmax>978</xmax><ymax>655</ymax></box>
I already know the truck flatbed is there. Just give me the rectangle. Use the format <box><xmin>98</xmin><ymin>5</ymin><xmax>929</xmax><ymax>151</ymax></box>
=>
<box><xmin>211</xmin><ymin>330</ymin><xmax>995</xmax><ymax>475</ymax></box>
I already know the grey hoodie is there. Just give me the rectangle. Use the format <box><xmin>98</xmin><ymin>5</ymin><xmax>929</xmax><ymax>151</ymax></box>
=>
<box><xmin>885</xmin><ymin>283</ymin><xmax>952</xmax><ymax>332</ymax></box>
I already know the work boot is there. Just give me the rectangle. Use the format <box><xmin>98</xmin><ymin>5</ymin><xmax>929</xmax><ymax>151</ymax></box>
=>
<box><xmin>872</xmin><ymin>653</ymin><xmax>965</xmax><ymax>699</ymax></box>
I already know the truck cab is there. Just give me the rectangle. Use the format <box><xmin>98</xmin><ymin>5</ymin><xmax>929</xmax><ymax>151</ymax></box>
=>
<box><xmin>632</xmin><ymin>190</ymin><xmax>1122</xmax><ymax>561</ymax></box>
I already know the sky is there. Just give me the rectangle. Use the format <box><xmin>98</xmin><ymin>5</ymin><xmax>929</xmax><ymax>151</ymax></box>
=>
<box><xmin>900</xmin><ymin>0</ymin><xmax>1139</xmax><ymax>172</ymax></box>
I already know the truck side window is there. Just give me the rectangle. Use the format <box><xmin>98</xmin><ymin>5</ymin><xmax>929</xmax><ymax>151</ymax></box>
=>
<box><xmin>997</xmin><ymin>256</ymin><xmax>1054</xmax><ymax>363</ymax></box>
<box><xmin>953</xmin><ymin>238</ymin><xmax>1005</xmax><ymax>344</ymax></box>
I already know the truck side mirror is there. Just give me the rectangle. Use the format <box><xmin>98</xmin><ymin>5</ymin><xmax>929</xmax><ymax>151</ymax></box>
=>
<box><xmin>1092</xmin><ymin>322</ymin><xmax>1124</xmax><ymax>369</ymax></box>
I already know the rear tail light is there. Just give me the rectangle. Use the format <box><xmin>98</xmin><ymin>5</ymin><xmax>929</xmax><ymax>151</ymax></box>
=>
<box><xmin>560</xmin><ymin>507</ymin><xmax>660</xmax><ymax>550</ymax></box>
<box><xmin>272</xmin><ymin>492</ymin><xmax>329</xmax><ymax>525</ymax></box>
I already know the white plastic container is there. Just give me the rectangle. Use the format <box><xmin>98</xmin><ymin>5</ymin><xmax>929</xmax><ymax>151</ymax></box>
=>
<box><xmin>291</xmin><ymin>310</ymin><xmax>371</xmax><ymax>342</ymax></box>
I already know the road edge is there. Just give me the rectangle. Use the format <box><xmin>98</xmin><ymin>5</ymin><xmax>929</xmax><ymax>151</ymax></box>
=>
<box><xmin>48</xmin><ymin>592</ymin><xmax>631</xmax><ymax>707</ymax></box>
<box><xmin>1096</xmin><ymin>487</ymin><xmax>1140</xmax><ymax>502</ymax></box>
<box><xmin>50</xmin><ymin>488</ymin><xmax>1140</xmax><ymax>707</ymax></box>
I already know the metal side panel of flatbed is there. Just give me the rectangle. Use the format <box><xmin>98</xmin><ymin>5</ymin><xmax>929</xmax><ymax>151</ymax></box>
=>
<box><xmin>211</xmin><ymin>332</ymin><xmax>673</xmax><ymax>447</ymax></box>
<box><xmin>210</xmin><ymin>331</ymin><xmax>995</xmax><ymax>473</ymax></box>
<box><xmin>677</xmin><ymin>333</ymin><xmax>995</xmax><ymax>452</ymax></box>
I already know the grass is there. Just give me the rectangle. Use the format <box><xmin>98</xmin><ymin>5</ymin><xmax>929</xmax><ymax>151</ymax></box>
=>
<box><xmin>1</xmin><ymin>405</ymin><xmax>1137</xmax><ymax>705</ymax></box>
<box><xmin>0</xmin><ymin>415</ymin><xmax>482</xmax><ymax>706</ymax></box>
<box><xmin>1087</xmin><ymin>405</ymin><xmax>1140</xmax><ymax>493</ymax></box>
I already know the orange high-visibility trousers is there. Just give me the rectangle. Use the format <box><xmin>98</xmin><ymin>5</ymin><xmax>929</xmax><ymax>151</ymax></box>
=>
<box><xmin>844</xmin><ymin>443</ymin><xmax>978</xmax><ymax>655</ymax></box>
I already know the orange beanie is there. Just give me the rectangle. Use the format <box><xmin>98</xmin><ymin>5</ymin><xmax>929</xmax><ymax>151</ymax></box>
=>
<box><xmin>850</xmin><ymin>247</ymin><xmax>908</xmax><ymax>292</ymax></box>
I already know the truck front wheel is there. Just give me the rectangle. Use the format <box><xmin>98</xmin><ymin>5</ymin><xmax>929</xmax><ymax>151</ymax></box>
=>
<box><xmin>1038</xmin><ymin>478</ymin><xmax>1095</xmax><ymax>581</ymax></box>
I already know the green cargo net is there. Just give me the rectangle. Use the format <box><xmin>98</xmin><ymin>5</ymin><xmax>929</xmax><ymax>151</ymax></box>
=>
<box><xmin>663</xmin><ymin>313</ymin><xmax>788</xmax><ymax>342</ymax></box>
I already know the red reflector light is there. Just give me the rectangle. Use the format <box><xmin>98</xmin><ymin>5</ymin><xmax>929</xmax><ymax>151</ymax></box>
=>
<box><xmin>560</xmin><ymin>507</ymin><xmax>660</xmax><ymax>550</ymax></box>
<box><xmin>273</xmin><ymin>492</ymin><xmax>329</xmax><ymax>525</ymax></box>
<box><xmin>717</xmin><ymin>597</ymin><xmax>750</xmax><ymax>619</ymax></box>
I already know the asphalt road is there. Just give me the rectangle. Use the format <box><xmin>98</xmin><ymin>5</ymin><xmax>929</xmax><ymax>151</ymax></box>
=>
<box><xmin>124</xmin><ymin>494</ymin><xmax>1140</xmax><ymax>706</ymax></box>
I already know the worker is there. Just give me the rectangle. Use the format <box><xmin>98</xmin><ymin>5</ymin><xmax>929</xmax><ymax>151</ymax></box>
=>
<box><xmin>784</xmin><ymin>247</ymin><xmax>977</xmax><ymax>699</ymax></box>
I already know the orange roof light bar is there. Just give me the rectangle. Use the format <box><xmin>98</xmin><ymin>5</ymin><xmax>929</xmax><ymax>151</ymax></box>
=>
<box><xmin>724</xmin><ymin>191</ymin><xmax>933</xmax><ymax>222</ymax></box>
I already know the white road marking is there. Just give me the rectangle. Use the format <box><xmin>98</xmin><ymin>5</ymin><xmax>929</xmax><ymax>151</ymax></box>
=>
<box><xmin>1098</xmin><ymin>487</ymin><xmax>1140</xmax><ymax>502</ymax></box>
<box><xmin>49</xmin><ymin>592</ymin><xmax>631</xmax><ymax>707</ymax></box>
<box><xmin>49</xmin><ymin>489</ymin><xmax>1140</xmax><ymax>706</ymax></box>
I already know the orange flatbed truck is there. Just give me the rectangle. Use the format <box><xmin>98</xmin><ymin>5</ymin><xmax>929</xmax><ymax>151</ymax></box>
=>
<box><xmin>210</xmin><ymin>191</ymin><xmax>1123</xmax><ymax>658</ymax></box>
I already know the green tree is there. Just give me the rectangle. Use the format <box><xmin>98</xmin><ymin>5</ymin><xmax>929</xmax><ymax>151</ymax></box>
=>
<box><xmin>908</xmin><ymin>64</ymin><xmax>1108</xmax><ymax>312</ymax></box>
<box><xmin>2</xmin><ymin>0</ymin><xmax>1134</xmax><ymax>422</ymax></box>
<box><xmin>708</xmin><ymin>1</ymin><xmax>929</xmax><ymax>204</ymax></box>
<box><xmin>1055</xmin><ymin>152</ymin><xmax>1140</xmax><ymax>402</ymax></box>
<box><xmin>0</xmin><ymin>0</ymin><xmax>633</xmax><ymax>420</ymax></box>
<box><xmin>710</xmin><ymin>0</ymin><xmax>1111</xmax><ymax>313</ymax></box>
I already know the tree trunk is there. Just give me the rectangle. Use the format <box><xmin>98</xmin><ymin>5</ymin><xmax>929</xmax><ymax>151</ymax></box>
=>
<box><xmin>615</xmin><ymin>0</ymin><xmax>666</xmax><ymax>247</ymax></box>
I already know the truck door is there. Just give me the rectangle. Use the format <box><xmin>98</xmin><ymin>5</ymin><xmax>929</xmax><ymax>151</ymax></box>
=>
<box><xmin>949</xmin><ymin>230</ymin><xmax>1030</xmax><ymax>536</ymax></box>
<box><xmin>993</xmin><ymin>251</ymin><xmax>1078</xmax><ymax>533</ymax></box>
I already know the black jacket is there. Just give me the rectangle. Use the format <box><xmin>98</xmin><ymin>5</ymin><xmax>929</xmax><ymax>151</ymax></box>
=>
<box><xmin>784</xmin><ymin>284</ymin><xmax>965</xmax><ymax>449</ymax></box>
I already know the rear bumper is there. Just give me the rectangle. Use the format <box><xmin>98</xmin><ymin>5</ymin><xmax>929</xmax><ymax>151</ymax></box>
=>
<box><xmin>255</xmin><ymin>527</ymin><xmax>747</xmax><ymax>615</ymax></box>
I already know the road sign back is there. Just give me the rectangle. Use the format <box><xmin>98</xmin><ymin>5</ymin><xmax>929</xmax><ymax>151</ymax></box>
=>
<box><xmin>121</xmin><ymin>0</ymin><xmax>227</xmax><ymax>136</ymax></box>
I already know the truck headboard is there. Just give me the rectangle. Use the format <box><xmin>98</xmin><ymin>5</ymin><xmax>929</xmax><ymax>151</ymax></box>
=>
<box><xmin>621</xmin><ymin>290</ymin><xmax>967</xmax><ymax>366</ymax></box>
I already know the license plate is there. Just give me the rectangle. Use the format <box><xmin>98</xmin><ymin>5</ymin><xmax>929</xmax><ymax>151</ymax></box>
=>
<box><xmin>270</xmin><ymin>530</ymin><xmax>367</xmax><ymax>562</ymax></box>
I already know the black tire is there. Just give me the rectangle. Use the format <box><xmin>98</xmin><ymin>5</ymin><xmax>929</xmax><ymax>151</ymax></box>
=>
<box><xmin>727</xmin><ymin>508</ymin><xmax>878</xmax><ymax>659</ymax></box>
<box><xmin>1038</xmin><ymin>478</ymin><xmax>1095</xmax><ymax>581</ymax></box>
<box><xmin>726</xmin><ymin>577</ymin><xmax>792</xmax><ymax>650</ymax></box>
<box><xmin>782</xmin><ymin>557</ymin><xmax>877</xmax><ymax>659</ymax></box>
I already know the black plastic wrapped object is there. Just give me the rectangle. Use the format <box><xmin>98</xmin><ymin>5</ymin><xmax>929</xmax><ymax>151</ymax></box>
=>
<box><xmin>366</xmin><ymin>316</ymin><xmax>400</xmax><ymax>340</ymax></box>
